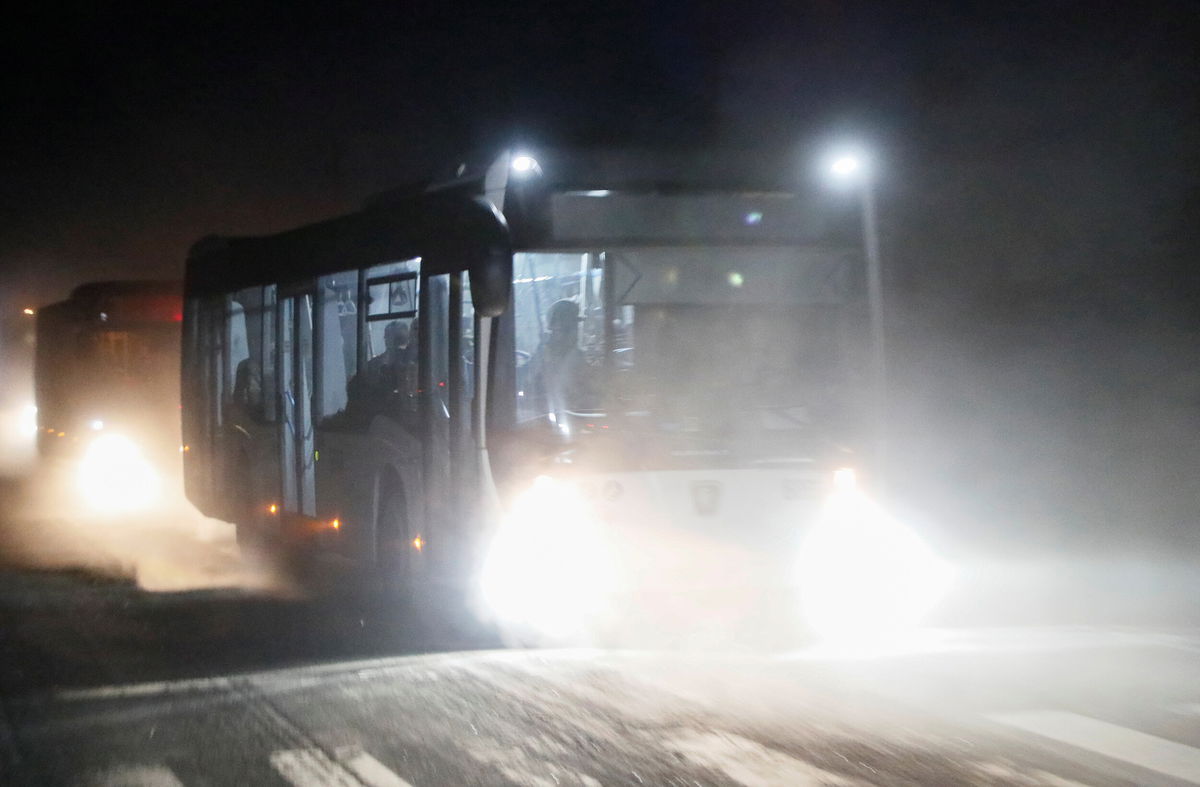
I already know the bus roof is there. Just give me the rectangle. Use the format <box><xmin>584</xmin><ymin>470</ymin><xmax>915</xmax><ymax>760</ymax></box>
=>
<box><xmin>68</xmin><ymin>280</ymin><xmax>181</xmax><ymax>302</ymax></box>
<box><xmin>186</xmin><ymin>191</ymin><xmax>508</xmax><ymax>297</ymax></box>
<box><xmin>186</xmin><ymin>149</ymin><xmax>857</xmax><ymax>297</ymax></box>
<box><xmin>46</xmin><ymin>280</ymin><xmax>183</xmax><ymax>325</ymax></box>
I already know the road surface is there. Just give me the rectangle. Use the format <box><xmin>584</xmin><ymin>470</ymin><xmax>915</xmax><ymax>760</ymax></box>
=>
<box><xmin>7</xmin><ymin>619</ymin><xmax>1200</xmax><ymax>786</ymax></box>
<box><xmin>5</xmin><ymin>478</ymin><xmax>1200</xmax><ymax>785</ymax></box>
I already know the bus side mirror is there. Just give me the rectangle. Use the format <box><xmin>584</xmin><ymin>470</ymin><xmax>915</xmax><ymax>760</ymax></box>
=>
<box><xmin>469</xmin><ymin>246</ymin><xmax>512</xmax><ymax>318</ymax></box>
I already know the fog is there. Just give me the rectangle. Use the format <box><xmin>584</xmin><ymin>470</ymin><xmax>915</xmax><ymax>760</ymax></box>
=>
<box><xmin>0</xmin><ymin>457</ymin><xmax>290</xmax><ymax>595</ymax></box>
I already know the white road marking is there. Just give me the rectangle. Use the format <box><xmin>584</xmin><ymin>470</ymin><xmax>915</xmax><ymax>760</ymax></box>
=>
<box><xmin>269</xmin><ymin>748</ymin><xmax>363</xmax><ymax>787</ymax></box>
<box><xmin>271</xmin><ymin>747</ymin><xmax>415</xmax><ymax>787</ymax></box>
<box><xmin>970</xmin><ymin>761</ymin><xmax>1092</xmax><ymax>786</ymax></box>
<box><xmin>990</xmin><ymin>710</ymin><xmax>1200</xmax><ymax>784</ymax></box>
<box><xmin>464</xmin><ymin>737</ymin><xmax>602</xmax><ymax>787</ymax></box>
<box><xmin>56</xmin><ymin>676</ymin><xmax>236</xmax><ymax>702</ymax></box>
<box><xmin>663</xmin><ymin>729</ymin><xmax>861</xmax><ymax>786</ymax></box>
<box><xmin>85</xmin><ymin>764</ymin><xmax>185</xmax><ymax>787</ymax></box>
<box><xmin>340</xmin><ymin>749</ymin><xmax>416</xmax><ymax>787</ymax></box>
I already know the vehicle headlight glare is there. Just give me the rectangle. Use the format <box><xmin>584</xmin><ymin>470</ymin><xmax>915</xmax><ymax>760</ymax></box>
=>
<box><xmin>481</xmin><ymin>476</ymin><xmax>614</xmax><ymax>639</ymax></box>
<box><xmin>77</xmin><ymin>434</ymin><xmax>161</xmax><ymax>514</ymax></box>
<box><xmin>798</xmin><ymin>488</ymin><xmax>953</xmax><ymax>642</ymax></box>
<box><xmin>510</xmin><ymin>153</ymin><xmax>541</xmax><ymax>177</ymax></box>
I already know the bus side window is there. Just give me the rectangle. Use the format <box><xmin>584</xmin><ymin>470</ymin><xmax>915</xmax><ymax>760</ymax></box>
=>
<box><xmin>262</xmin><ymin>285</ymin><xmax>277</xmax><ymax>423</ymax></box>
<box><xmin>315</xmin><ymin>271</ymin><xmax>359</xmax><ymax>427</ymax></box>
<box><xmin>347</xmin><ymin>258</ymin><xmax>420</xmax><ymax>426</ymax></box>
<box><xmin>230</xmin><ymin>287</ymin><xmax>269</xmax><ymax>424</ymax></box>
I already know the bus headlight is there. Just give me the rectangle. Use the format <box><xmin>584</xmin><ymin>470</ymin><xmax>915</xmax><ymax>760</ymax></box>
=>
<box><xmin>797</xmin><ymin>488</ymin><xmax>953</xmax><ymax>642</ymax></box>
<box><xmin>481</xmin><ymin>476</ymin><xmax>615</xmax><ymax>639</ymax></box>
<box><xmin>77</xmin><ymin>434</ymin><xmax>161</xmax><ymax>514</ymax></box>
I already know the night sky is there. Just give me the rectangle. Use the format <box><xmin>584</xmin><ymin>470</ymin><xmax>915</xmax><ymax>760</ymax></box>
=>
<box><xmin>3</xmin><ymin>1</ymin><xmax>1196</xmax><ymax>313</ymax></box>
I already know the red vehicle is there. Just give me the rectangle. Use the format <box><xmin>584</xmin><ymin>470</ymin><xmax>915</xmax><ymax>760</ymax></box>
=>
<box><xmin>34</xmin><ymin>280</ymin><xmax>183</xmax><ymax>512</ymax></box>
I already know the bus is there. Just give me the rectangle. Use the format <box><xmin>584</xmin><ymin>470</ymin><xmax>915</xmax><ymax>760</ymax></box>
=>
<box><xmin>35</xmin><ymin>280</ymin><xmax>183</xmax><ymax>512</ymax></box>
<box><xmin>182</xmin><ymin>149</ymin><xmax>948</xmax><ymax>641</ymax></box>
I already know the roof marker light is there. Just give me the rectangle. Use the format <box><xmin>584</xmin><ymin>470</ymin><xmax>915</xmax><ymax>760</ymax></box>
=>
<box><xmin>511</xmin><ymin>154</ymin><xmax>541</xmax><ymax>177</ymax></box>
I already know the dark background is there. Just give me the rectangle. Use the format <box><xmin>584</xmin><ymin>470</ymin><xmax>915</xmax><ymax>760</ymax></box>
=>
<box><xmin>2</xmin><ymin>0</ymin><xmax>1198</xmax><ymax>556</ymax></box>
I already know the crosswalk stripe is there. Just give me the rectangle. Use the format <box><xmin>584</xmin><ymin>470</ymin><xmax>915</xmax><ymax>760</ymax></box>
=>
<box><xmin>341</xmin><ymin>749</ymin><xmax>416</xmax><ymax>787</ymax></box>
<box><xmin>270</xmin><ymin>748</ymin><xmax>366</xmax><ymax>787</ymax></box>
<box><xmin>990</xmin><ymin>710</ymin><xmax>1200</xmax><ymax>784</ymax></box>
<box><xmin>88</xmin><ymin>764</ymin><xmax>185</xmax><ymax>786</ymax></box>
<box><xmin>664</xmin><ymin>729</ymin><xmax>859</xmax><ymax>786</ymax></box>
<box><xmin>270</xmin><ymin>747</ymin><xmax>415</xmax><ymax>787</ymax></box>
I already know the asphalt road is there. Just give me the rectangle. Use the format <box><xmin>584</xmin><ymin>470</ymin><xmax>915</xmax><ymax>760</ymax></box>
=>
<box><xmin>8</xmin><ymin>623</ymin><xmax>1200</xmax><ymax>786</ymax></box>
<box><xmin>5</xmin><ymin>476</ymin><xmax>1200</xmax><ymax>785</ymax></box>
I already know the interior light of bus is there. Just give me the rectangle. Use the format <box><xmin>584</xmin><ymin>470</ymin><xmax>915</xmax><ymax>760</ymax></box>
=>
<box><xmin>411</xmin><ymin>535</ymin><xmax>423</xmax><ymax>552</ymax></box>
<box><xmin>728</xmin><ymin>271</ymin><xmax>745</xmax><ymax>288</ymax></box>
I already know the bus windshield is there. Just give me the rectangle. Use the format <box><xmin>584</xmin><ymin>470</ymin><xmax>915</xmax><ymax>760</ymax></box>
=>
<box><xmin>512</xmin><ymin>249</ymin><xmax>868</xmax><ymax>468</ymax></box>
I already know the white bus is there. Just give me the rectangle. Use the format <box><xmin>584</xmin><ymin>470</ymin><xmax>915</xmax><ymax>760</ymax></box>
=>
<box><xmin>182</xmin><ymin>149</ymin><xmax>944</xmax><ymax>642</ymax></box>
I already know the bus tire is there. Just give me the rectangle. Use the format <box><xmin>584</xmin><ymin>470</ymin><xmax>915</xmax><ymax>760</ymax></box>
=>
<box><xmin>375</xmin><ymin>485</ymin><xmax>414</xmax><ymax>599</ymax></box>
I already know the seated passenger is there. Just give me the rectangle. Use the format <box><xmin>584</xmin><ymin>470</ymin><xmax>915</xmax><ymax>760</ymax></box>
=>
<box><xmin>231</xmin><ymin>358</ymin><xmax>264</xmax><ymax>422</ymax></box>
<box><xmin>342</xmin><ymin>320</ymin><xmax>417</xmax><ymax>426</ymax></box>
<box><xmin>368</xmin><ymin>319</ymin><xmax>416</xmax><ymax>383</ymax></box>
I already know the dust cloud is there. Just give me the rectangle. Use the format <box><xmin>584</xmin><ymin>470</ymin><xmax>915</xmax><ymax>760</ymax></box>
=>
<box><xmin>0</xmin><ymin>464</ymin><xmax>293</xmax><ymax>595</ymax></box>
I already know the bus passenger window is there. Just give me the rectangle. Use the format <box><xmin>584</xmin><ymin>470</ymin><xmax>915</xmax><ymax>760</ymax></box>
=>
<box><xmin>261</xmin><ymin>285</ymin><xmax>277</xmax><ymax>423</ymax></box>
<box><xmin>230</xmin><ymin>287</ymin><xmax>268</xmax><ymax>424</ymax></box>
<box><xmin>316</xmin><ymin>272</ymin><xmax>359</xmax><ymax>427</ymax></box>
<box><xmin>343</xmin><ymin>258</ymin><xmax>420</xmax><ymax>426</ymax></box>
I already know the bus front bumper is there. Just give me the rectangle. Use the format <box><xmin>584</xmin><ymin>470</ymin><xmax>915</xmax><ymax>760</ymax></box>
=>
<box><xmin>479</xmin><ymin>474</ymin><xmax>953</xmax><ymax>645</ymax></box>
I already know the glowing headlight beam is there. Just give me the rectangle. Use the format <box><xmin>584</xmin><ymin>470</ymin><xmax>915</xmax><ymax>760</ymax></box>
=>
<box><xmin>510</xmin><ymin>153</ymin><xmax>542</xmax><ymax>177</ymax></box>
<box><xmin>797</xmin><ymin>488</ymin><xmax>952</xmax><ymax>643</ymax></box>
<box><xmin>77</xmin><ymin>434</ymin><xmax>161</xmax><ymax>514</ymax></box>
<box><xmin>480</xmin><ymin>475</ymin><xmax>616</xmax><ymax>640</ymax></box>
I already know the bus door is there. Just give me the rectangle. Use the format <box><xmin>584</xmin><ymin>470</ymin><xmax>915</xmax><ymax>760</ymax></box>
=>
<box><xmin>310</xmin><ymin>270</ymin><xmax>361</xmax><ymax>537</ymax></box>
<box><xmin>277</xmin><ymin>287</ymin><xmax>316</xmax><ymax>516</ymax></box>
<box><xmin>421</xmin><ymin>271</ymin><xmax>475</xmax><ymax>574</ymax></box>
